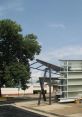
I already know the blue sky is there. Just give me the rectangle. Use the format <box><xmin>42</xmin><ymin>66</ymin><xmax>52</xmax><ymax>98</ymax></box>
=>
<box><xmin>1</xmin><ymin>0</ymin><xmax>82</xmax><ymax>63</ymax></box>
<box><xmin>1</xmin><ymin>0</ymin><xmax>82</xmax><ymax>80</ymax></box>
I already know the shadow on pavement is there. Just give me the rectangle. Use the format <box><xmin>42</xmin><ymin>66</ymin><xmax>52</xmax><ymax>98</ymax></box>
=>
<box><xmin>0</xmin><ymin>105</ymin><xmax>47</xmax><ymax>117</ymax></box>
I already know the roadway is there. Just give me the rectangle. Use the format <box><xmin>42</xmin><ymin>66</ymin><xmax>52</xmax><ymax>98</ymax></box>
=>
<box><xmin>0</xmin><ymin>105</ymin><xmax>47</xmax><ymax>117</ymax></box>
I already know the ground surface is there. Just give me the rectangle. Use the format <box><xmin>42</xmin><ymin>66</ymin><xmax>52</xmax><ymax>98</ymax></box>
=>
<box><xmin>1</xmin><ymin>95</ymin><xmax>82</xmax><ymax>117</ymax></box>
<box><xmin>0</xmin><ymin>105</ymin><xmax>47</xmax><ymax>117</ymax></box>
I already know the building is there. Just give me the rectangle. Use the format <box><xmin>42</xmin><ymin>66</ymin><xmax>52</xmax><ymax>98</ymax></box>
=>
<box><xmin>1</xmin><ymin>83</ymin><xmax>53</xmax><ymax>96</ymax></box>
<box><xmin>59</xmin><ymin>60</ymin><xmax>82</xmax><ymax>101</ymax></box>
<box><xmin>2</xmin><ymin>59</ymin><xmax>82</xmax><ymax>102</ymax></box>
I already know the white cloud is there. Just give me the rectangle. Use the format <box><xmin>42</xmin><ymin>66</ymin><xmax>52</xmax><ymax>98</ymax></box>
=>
<box><xmin>7</xmin><ymin>0</ymin><xmax>24</xmax><ymax>11</ymax></box>
<box><xmin>36</xmin><ymin>45</ymin><xmax>82</xmax><ymax>63</ymax></box>
<box><xmin>48</xmin><ymin>23</ymin><xmax>65</xmax><ymax>29</ymax></box>
<box><xmin>30</xmin><ymin>69</ymin><xmax>43</xmax><ymax>83</ymax></box>
<box><xmin>31</xmin><ymin>45</ymin><xmax>82</xmax><ymax>81</ymax></box>
<box><xmin>0</xmin><ymin>0</ymin><xmax>24</xmax><ymax>15</ymax></box>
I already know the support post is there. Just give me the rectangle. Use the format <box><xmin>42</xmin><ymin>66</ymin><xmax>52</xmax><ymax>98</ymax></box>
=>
<box><xmin>0</xmin><ymin>86</ymin><xmax>1</xmax><ymax>97</ymax></box>
<box><xmin>38</xmin><ymin>90</ymin><xmax>41</xmax><ymax>105</ymax></box>
<box><xmin>40</xmin><ymin>78</ymin><xmax>46</xmax><ymax>100</ymax></box>
<box><xmin>38</xmin><ymin>68</ymin><xmax>48</xmax><ymax>105</ymax></box>
<box><xmin>49</xmin><ymin>68</ymin><xmax>51</xmax><ymax>105</ymax></box>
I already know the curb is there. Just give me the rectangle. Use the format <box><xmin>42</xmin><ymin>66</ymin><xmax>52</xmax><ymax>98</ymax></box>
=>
<box><xmin>12</xmin><ymin>104</ymin><xmax>53</xmax><ymax>117</ymax></box>
<box><xmin>21</xmin><ymin>106</ymin><xmax>68</xmax><ymax>117</ymax></box>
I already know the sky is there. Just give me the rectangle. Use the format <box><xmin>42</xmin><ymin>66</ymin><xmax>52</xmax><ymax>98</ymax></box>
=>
<box><xmin>1</xmin><ymin>0</ymin><xmax>82</xmax><ymax>82</ymax></box>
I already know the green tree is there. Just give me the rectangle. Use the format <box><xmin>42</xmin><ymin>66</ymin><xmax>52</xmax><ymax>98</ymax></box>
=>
<box><xmin>0</xmin><ymin>19</ymin><xmax>41</xmax><ymax>96</ymax></box>
<box><xmin>4</xmin><ymin>62</ymin><xmax>30</xmax><ymax>90</ymax></box>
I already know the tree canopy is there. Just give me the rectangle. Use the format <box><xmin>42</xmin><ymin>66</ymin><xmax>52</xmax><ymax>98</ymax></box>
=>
<box><xmin>4</xmin><ymin>62</ymin><xmax>30</xmax><ymax>90</ymax></box>
<box><xmin>0</xmin><ymin>19</ymin><xmax>41</xmax><ymax>96</ymax></box>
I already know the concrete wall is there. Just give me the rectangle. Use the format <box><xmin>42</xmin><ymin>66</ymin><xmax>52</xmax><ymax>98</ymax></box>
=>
<box><xmin>1</xmin><ymin>84</ymin><xmax>54</xmax><ymax>96</ymax></box>
<box><xmin>1</xmin><ymin>86</ymin><xmax>33</xmax><ymax>96</ymax></box>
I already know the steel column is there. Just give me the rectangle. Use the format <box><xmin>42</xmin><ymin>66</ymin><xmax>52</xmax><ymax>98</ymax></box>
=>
<box><xmin>49</xmin><ymin>68</ymin><xmax>51</xmax><ymax>105</ymax></box>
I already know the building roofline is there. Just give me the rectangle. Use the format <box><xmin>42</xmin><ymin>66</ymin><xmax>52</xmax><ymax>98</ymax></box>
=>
<box><xmin>59</xmin><ymin>59</ymin><xmax>82</xmax><ymax>61</ymax></box>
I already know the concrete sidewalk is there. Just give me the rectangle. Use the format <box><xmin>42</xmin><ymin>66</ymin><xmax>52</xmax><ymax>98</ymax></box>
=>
<box><xmin>14</xmin><ymin>100</ymin><xmax>82</xmax><ymax>117</ymax></box>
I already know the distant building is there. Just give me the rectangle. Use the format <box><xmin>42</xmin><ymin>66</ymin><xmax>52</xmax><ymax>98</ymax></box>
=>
<box><xmin>1</xmin><ymin>83</ymin><xmax>53</xmax><ymax>96</ymax></box>
<box><xmin>59</xmin><ymin>60</ymin><xmax>82</xmax><ymax>101</ymax></box>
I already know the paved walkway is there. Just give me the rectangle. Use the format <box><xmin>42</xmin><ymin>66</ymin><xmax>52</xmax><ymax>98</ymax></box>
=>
<box><xmin>14</xmin><ymin>100</ymin><xmax>82</xmax><ymax>117</ymax></box>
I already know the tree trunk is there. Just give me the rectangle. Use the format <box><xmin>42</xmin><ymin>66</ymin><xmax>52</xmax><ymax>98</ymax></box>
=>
<box><xmin>0</xmin><ymin>79</ymin><xmax>2</xmax><ymax>97</ymax></box>
<box><xmin>0</xmin><ymin>86</ymin><xmax>2</xmax><ymax>97</ymax></box>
